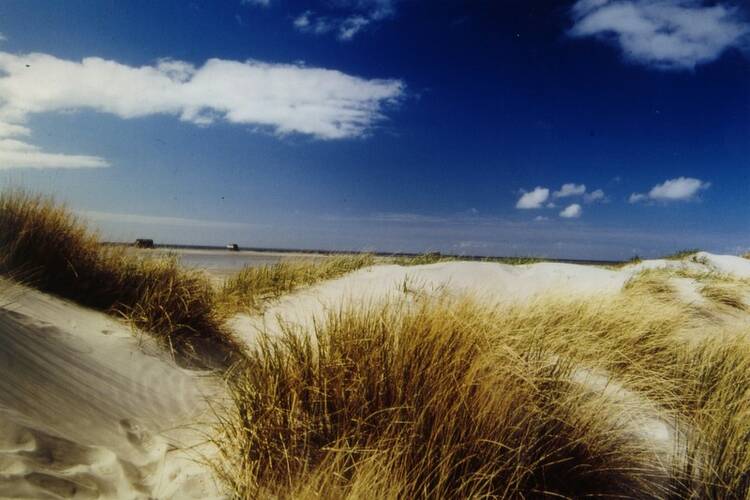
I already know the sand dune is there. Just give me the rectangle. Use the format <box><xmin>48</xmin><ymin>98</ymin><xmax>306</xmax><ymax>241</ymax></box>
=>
<box><xmin>0</xmin><ymin>280</ymin><xmax>224</xmax><ymax>499</ymax></box>
<box><xmin>229</xmin><ymin>253</ymin><xmax>750</xmax><ymax>346</ymax></box>
<box><xmin>3</xmin><ymin>253</ymin><xmax>749</xmax><ymax>498</ymax></box>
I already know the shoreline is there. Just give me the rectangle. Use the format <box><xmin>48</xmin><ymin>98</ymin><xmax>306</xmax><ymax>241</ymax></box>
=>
<box><xmin>104</xmin><ymin>241</ymin><xmax>625</xmax><ymax>266</ymax></box>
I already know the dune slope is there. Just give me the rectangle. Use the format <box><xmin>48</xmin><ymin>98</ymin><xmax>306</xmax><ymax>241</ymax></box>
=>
<box><xmin>0</xmin><ymin>280</ymin><xmax>224</xmax><ymax>499</ymax></box>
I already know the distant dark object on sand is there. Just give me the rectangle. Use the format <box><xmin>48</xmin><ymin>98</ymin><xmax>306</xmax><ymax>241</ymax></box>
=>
<box><xmin>226</xmin><ymin>243</ymin><xmax>240</xmax><ymax>251</ymax></box>
<box><xmin>135</xmin><ymin>239</ymin><xmax>155</xmax><ymax>249</ymax></box>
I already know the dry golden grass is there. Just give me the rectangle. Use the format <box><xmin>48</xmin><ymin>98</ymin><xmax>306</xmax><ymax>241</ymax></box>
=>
<box><xmin>212</xmin><ymin>266</ymin><xmax>750</xmax><ymax>498</ymax></box>
<box><xmin>213</xmin><ymin>297</ymin><xmax>680</xmax><ymax>498</ymax></box>
<box><xmin>391</xmin><ymin>253</ymin><xmax>542</xmax><ymax>266</ymax></box>
<box><xmin>219</xmin><ymin>253</ymin><xmax>375</xmax><ymax>312</ymax></box>
<box><xmin>700</xmin><ymin>282</ymin><xmax>748</xmax><ymax>311</ymax></box>
<box><xmin>0</xmin><ymin>190</ymin><xmax>239</xmax><ymax>366</ymax></box>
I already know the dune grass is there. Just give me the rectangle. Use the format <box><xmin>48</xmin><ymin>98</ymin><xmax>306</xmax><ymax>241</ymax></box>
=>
<box><xmin>213</xmin><ymin>297</ymin><xmax>678</xmax><ymax>498</ymax></box>
<box><xmin>219</xmin><ymin>254</ymin><xmax>375</xmax><ymax>313</ymax></box>
<box><xmin>211</xmin><ymin>269</ymin><xmax>750</xmax><ymax>499</ymax></box>
<box><xmin>392</xmin><ymin>253</ymin><xmax>542</xmax><ymax>266</ymax></box>
<box><xmin>0</xmin><ymin>190</ymin><xmax>238</xmax><ymax>365</ymax></box>
<box><xmin>663</xmin><ymin>249</ymin><xmax>701</xmax><ymax>260</ymax></box>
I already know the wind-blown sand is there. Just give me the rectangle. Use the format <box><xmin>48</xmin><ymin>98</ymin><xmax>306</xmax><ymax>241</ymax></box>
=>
<box><xmin>0</xmin><ymin>280</ymin><xmax>224</xmax><ymax>499</ymax></box>
<box><xmin>2</xmin><ymin>252</ymin><xmax>749</xmax><ymax>498</ymax></box>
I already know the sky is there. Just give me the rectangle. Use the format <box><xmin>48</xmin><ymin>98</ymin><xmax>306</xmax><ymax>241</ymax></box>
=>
<box><xmin>0</xmin><ymin>0</ymin><xmax>748</xmax><ymax>260</ymax></box>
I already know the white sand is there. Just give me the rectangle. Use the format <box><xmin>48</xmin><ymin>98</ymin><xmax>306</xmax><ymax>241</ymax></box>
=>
<box><xmin>0</xmin><ymin>280</ymin><xmax>225</xmax><ymax>499</ymax></box>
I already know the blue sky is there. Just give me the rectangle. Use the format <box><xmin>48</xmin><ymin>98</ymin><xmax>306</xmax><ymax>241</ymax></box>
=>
<box><xmin>0</xmin><ymin>0</ymin><xmax>748</xmax><ymax>259</ymax></box>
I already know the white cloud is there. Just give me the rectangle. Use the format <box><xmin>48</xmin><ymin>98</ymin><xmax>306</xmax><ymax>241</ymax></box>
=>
<box><xmin>0</xmin><ymin>52</ymin><xmax>404</xmax><ymax>139</ymax></box>
<box><xmin>241</xmin><ymin>0</ymin><xmax>270</xmax><ymax>6</ymax></box>
<box><xmin>630</xmin><ymin>176</ymin><xmax>710</xmax><ymax>203</ymax></box>
<box><xmin>629</xmin><ymin>193</ymin><xmax>649</xmax><ymax>203</ymax></box>
<box><xmin>292</xmin><ymin>0</ymin><xmax>396</xmax><ymax>40</ymax></box>
<box><xmin>560</xmin><ymin>203</ymin><xmax>583</xmax><ymax>218</ymax></box>
<box><xmin>0</xmin><ymin>33</ymin><xmax>5</xmax><ymax>42</ymax></box>
<box><xmin>570</xmin><ymin>0</ymin><xmax>750</xmax><ymax>70</ymax></box>
<box><xmin>0</xmin><ymin>140</ymin><xmax>107</xmax><ymax>169</ymax></box>
<box><xmin>516</xmin><ymin>187</ymin><xmax>550</xmax><ymax>209</ymax></box>
<box><xmin>534</xmin><ymin>215</ymin><xmax>550</xmax><ymax>221</ymax></box>
<box><xmin>553</xmin><ymin>182</ymin><xmax>586</xmax><ymax>198</ymax></box>
<box><xmin>0</xmin><ymin>120</ymin><xmax>107</xmax><ymax>169</ymax></box>
<box><xmin>583</xmin><ymin>188</ymin><xmax>607</xmax><ymax>203</ymax></box>
<box><xmin>293</xmin><ymin>11</ymin><xmax>334</xmax><ymax>35</ymax></box>
<box><xmin>649</xmin><ymin>176</ymin><xmax>710</xmax><ymax>200</ymax></box>
<box><xmin>339</xmin><ymin>16</ymin><xmax>371</xmax><ymax>40</ymax></box>
<box><xmin>0</xmin><ymin>51</ymin><xmax>404</xmax><ymax>168</ymax></box>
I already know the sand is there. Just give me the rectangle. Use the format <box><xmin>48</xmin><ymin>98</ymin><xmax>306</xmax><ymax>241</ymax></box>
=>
<box><xmin>0</xmin><ymin>279</ymin><xmax>225</xmax><ymax>499</ymax></box>
<box><xmin>2</xmin><ymin>252</ymin><xmax>748</xmax><ymax>498</ymax></box>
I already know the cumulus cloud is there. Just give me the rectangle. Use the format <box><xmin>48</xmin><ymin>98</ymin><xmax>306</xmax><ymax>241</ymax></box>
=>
<box><xmin>630</xmin><ymin>176</ymin><xmax>710</xmax><ymax>202</ymax></box>
<box><xmin>241</xmin><ymin>0</ymin><xmax>271</xmax><ymax>6</ymax></box>
<box><xmin>569</xmin><ymin>0</ymin><xmax>750</xmax><ymax>70</ymax></box>
<box><xmin>0</xmin><ymin>51</ymin><xmax>404</xmax><ymax>168</ymax></box>
<box><xmin>553</xmin><ymin>182</ymin><xmax>586</xmax><ymax>198</ymax></box>
<box><xmin>584</xmin><ymin>188</ymin><xmax>607</xmax><ymax>203</ymax></box>
<box><xmin>516</xmin><ymin>187</ymin><xmax>550</xmax><ymax>209</ymax></box>
<box><xmin>534</xmin><ymin>215</ymin><xmax>550</xmax><ymax>221</ymax></box>
<box><xmin>560</xmin><ymin>203</ymin><xmax>583</xmax><ymax>218</ymax></box>
<box><xmin>293</xmin><ymin>0</ymin><xmax>396</xmax><ymax>40</ymax></box>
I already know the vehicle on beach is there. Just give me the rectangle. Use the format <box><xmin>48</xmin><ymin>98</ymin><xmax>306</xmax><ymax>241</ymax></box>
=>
<box><xmin>226</xmin><ymin>243</ymin><xmax>240</xmax><ymax>251</ymax></box>
<box><xmin>135</xmin><ymin>239</ymin><xmax>155</xmax><ymax>249</ymax></box>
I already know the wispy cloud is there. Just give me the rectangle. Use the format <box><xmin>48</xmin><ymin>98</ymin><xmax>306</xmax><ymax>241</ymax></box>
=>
<box><xmin>293</xmin><ymin>0</ymin><xmax>396</xmax><ymax>41</ymax></box>
<box><xmin>78</xmin><ymin>210</ymin><xmax>262</xmax><ymax>229</ymax></box>
<box><xmin>630</xmin><ymin>176</ymin><xmax>711</xmax><ymax>203</ymax></box>
<box><xmin>0</xmin><ymin>137</ymin><xmax>107</xmax><ymax>169</ymax></box>
<box><xmin>0</xmin><ymin>51</ymin><xmax>404</xmax><ymax>169</ymax></box>
<box><xmin>241</xmin><ymin>0</ymin><xmax>271</xmax><ymax>7</ymax></box>
<box><xmin>569</xmin><ymin>0</ymin><xmax>750</xmax><ymax>70</ymax></box>
<box><xmin>560</xmin><ymin>203</ymin><xmax>583</xmax><ymax>218</ymax></box>
<box><xmin>516</xmin><ymin>187</ymin><xmax>550</xmax><ymax>209</ymax></box>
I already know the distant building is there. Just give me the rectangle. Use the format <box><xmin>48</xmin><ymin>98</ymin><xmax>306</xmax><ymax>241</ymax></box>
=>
<box><xmin>135</xmin><ymin>239</ymin><xmax>155</xmax><ymax>249</ymax></box>
<box><xmin>226</xmin><ymin>243</ymin><xmax>240</xmax><ymax>251</ymax></box>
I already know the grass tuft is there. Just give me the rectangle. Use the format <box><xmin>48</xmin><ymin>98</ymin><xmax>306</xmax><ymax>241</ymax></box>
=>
<box><xmin>0</xmin><ymin>190</ymin><xmax>238</xmax><ymax>366</ymax></box>
<box><xmin>663</xmin><ymin>249</ymin><xmax>701</xmax><ymax>260</ymax></box>
<box><xmin>219</xmin><ymin>254</ymin><xmax>375</xmax><ymax>312</ymax></box>
<box><xmin>700</xmin><ymin>282</ymin><xmax>747</xmax><ymax>311</ymax></box>
<box><xmin>213</xmin><ymin>297</ymin><xmax>683</xmax><ymax>499</ymax></box>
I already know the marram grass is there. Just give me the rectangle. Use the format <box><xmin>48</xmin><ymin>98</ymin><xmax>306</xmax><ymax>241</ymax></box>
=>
<box><xmin>219</xmin><ymin>253</ymin><xmax>375</xmax><ymax>312</ymax></box>
<box><xmin>212</xmin><ymin>273</ymin><xmax>750</xmax><ymax>499</ymax></box>
<box><xmin>0</xmin><ymin>190</ymin><xmax>238</xmax><ymax>366</ymax></box>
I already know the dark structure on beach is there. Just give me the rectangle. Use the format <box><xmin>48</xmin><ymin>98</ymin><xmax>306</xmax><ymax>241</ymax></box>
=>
<box><xmin>135</xmin><ymin>239</ymin><xmax>155</xmax><ymax>249</ymax></box>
